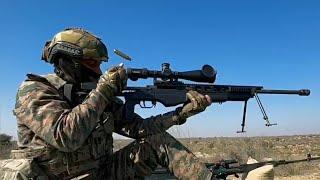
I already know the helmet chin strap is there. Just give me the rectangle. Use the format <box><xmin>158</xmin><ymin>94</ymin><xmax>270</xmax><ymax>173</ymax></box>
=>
<box><xmin>72</xmin><ymin>60</ymin><xmax>83</xmax><ymax>83</ymax></box>
<box><xmin>54</xmin><ymin>58</ymin><xmax>78</xmax><ymax>84</ymax></box>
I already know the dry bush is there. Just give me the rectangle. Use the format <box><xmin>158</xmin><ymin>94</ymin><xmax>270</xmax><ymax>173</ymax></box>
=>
<box><xmin>179</xmin><ymin>135</ymin><xmax>320</xmax><ymax>177</ymax></box>
<box><xmin>0</xmin><ymin>142</ymin><xmax>17</xmax><ymax>159</ymax></box>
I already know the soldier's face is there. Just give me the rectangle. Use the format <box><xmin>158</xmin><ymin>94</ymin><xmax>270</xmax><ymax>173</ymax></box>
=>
<box><xmin>55</xmin><ymin>58</ymin><xmax>101</xmax><ymax>84</ymax></box>
<box><xmin>81</xmin><ymin>59</ymin><xmax>102</xmax><ymax>75</ymax></box>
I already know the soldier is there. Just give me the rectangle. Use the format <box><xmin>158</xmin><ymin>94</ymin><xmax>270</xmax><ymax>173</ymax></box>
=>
<box><xmin>8</xmin><ymin>28</ymin><xmax>214</xmax><ymax>179</ymax></box>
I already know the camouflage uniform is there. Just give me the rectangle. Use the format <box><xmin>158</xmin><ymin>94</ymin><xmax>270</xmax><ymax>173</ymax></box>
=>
<box><xmin>3</xmin><ymin>28</ymin><xmax>213</xmax><ymax>179</ymax></box>
<box><xmin>11</xmin><ymin>73</ymin><xmax>213</xmax><ymax>180</ymax></box>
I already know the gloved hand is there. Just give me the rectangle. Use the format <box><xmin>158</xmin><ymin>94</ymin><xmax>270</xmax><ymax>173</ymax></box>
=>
<box><xmin>96</xmin><ymin>65</ymin><xmax>127</xmax><ymax>101</ymax></box>
<box><xmin>177</xmin><ymin>90</ymin><xmax>212</xmax><ymax>121</ymax></box>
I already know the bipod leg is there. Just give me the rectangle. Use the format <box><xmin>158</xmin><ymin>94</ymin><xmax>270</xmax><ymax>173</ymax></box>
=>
<box><xmin>237</xmin><ymin>100</ymin><xmax>248</xmax><ymax>133</ymax></box>
<box><xmin>254</xmin><ymin>94</ymin><xmax>277</xmax><ymax>127</ymax></box>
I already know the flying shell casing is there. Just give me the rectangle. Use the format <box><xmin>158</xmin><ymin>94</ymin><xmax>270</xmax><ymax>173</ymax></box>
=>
<box><xmin>114</xmin><ymin>49</ymin><xmax>132</xmax><ymax>61</ymax></box>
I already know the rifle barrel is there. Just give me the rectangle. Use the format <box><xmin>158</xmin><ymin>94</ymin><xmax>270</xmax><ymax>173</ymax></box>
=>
<box><xmin>257</xmin><ymin>89</ymin><xmax>310</xmax><ymax>96</ymax></box>
<box><xmin>274</xmin><ymin>157</ymin><xmax>320</xmax><ymax>166</ymax></box>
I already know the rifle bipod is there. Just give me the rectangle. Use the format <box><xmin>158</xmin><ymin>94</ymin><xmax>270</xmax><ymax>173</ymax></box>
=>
<box><xmin>237</xmin><ymin>94</ymin><xmax>277</xmax><ymax>133</ymax></box>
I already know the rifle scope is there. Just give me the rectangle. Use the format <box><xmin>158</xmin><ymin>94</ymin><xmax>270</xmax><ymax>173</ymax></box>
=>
<box><xmin>127</xmin><ymin>63</ymin><xmax>217</xmax><ymax>83</ymax></box>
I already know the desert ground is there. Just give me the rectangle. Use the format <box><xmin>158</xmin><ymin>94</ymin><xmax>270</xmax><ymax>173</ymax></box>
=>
<box><xmin>114</xmin><ymin>134</ymin><xmax>320</xmax><ymax>179</ymax></box>
<box><xmin>1</xmin><ymin>134</ymin><xmax>320</xmax><ymax>179</ymax></box>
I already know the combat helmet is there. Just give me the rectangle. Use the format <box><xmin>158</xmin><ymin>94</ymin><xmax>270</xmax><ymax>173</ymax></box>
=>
<box><xmin>41</xmin><ymin>28</ymin><xmax>108</xmax><ymax>74</ymax></box>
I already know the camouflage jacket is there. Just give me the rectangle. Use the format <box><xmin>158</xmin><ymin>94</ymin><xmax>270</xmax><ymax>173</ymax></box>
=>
<box><xmin>13</xmin><ymin>73</ymin><xmax>181</xmax><ymax>176</ymax></box>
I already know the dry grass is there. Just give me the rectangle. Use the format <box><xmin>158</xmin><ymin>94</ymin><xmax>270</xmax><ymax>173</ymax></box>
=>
<box><xmin>1</xmin><ymin>134</ymin><xmax>319</xmax><ymax>178</ymax></box>
<box><xmin>113</xmin><ymin>134</ymin><xmax>320</xmax><ymax>178</ymax></box>
<box><xmin>178</xmin><ymin>135</ymin><xmax>320</xmax><ymax>177</ymax></box>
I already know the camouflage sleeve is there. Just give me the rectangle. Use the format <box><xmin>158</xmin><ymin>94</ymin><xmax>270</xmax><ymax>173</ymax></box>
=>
<box><xmin>114</xmin><ymin>105</ymin><xmax>185</xmax><ymax>139</ymax></box>
<box><xmin>14</xmin><ymin>80</ymin><xmax>108</xmax><ymax>152</ymax></box>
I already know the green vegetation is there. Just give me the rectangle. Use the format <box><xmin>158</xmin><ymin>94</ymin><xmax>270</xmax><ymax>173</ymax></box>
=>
<box><xmin>0</xmin><ymin>133</ymin><xmax>17</xmax><ymax>159</ymax></box>
<box><xmin>0</xmin><ymin>133</ymin><xmax>12</xmax><ymax>143</ymax></box>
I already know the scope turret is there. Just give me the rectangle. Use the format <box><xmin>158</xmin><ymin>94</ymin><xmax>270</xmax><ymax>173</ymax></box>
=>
<box><xmin>127</xmin><ymin>63</ymin><xmax>216</xmax><ymax>83</ymax></box>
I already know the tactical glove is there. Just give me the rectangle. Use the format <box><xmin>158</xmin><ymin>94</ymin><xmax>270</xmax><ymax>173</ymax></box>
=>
<box><xmin>175</xmin><ymin>90</ymin><xmax>212</xmax><ymax>124</ymax></box>
<box><xmin>96</xmin><ymin>65</ymin><xmax>127</xmax><ymax>102</ymax></box>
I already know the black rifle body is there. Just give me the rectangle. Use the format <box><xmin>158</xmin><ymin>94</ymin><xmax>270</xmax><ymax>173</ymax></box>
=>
<box><xmin>79</xmin><ymin>63</ymin><xmax>310</xmax><ymax>130</ymax></box>
<box><xmin>121</xmin><ymin>82</ymin><xmax>309</xmax><ymax>121</ymax></box>
<box><xmin>209</xmin><ymin>156</ymin><xmax>320</xmax><ymax>179</ymax></box>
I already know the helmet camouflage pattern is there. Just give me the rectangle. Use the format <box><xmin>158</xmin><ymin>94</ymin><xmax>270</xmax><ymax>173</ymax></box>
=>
<box><xmin>42</xmin><ymin>28</ymin><xmax>108</xmax><ymax>64</ymax></box>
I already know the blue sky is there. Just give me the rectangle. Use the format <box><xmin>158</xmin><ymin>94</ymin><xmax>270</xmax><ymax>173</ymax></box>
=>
<box><xmin>0</xmin><ymin>0</ymin><xmax>319</xmax><ymax>138</ymax></box>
